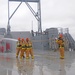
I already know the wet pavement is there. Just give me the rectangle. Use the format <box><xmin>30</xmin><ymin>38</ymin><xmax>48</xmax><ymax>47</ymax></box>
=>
<box><xmin>0</xmin><ymin>50</ymin><xmax>75</xmax><ymax>75</ymax></box>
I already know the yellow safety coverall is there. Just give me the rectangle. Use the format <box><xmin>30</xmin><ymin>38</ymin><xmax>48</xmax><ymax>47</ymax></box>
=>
<box><xmin>25</xmin><ymin>41</ymin><xmax>34</xmax><ymax>59</ymax></box>
<box><xmin>56</xmin><ymin>37</ymin><xmax>64</xmax><ymax>59</ymax></box>
<box><xmin>16</xmin><ymin>41</ymin><xmax>21</xmax><ymax>58</ymax></box>
<box><xmin>20</xmin><ymin>40</ymin><xmax>26</xmax><ymax>59</ymax></box>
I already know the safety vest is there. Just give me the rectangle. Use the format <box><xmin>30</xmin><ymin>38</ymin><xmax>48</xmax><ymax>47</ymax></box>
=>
<box><xmin>26</xmin><ymin>43</ymin><xmax>30</xmax><ymax>48</ymax></box>
<box><xmin>21</xmin><ymin>43</ymin><xmax>27</xmax><ymax>49</ymax></box>
<box><xmin>29</xmin><ymin>42</ymin><xmax>32</xmax><ymax>48</ymax></box>
<box><xmin>17</xmin><ymin>41</ymin><xmax>21</xmax><ymax>48</ymax></box>
<box><xmin>57</xmin><ymin>38</ymin><xmax>64</xmax><ymax>48</ymax></box>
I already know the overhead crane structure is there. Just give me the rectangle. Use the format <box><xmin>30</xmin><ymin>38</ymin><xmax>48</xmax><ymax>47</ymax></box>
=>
<box><xmin>7</xmin><ymin>0</ymin><xmax>42</xmax><ymax>35</ymax></box>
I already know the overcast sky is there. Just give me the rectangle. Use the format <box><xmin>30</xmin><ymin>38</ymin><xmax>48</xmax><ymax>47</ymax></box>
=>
<box><xmin>0</xmin><ymin>0</ymin><xmax>75</xmax><ymax>38</ymax></box>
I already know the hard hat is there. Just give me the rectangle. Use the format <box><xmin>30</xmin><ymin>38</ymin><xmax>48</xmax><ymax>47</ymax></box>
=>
<box><xmin>26</xmin><ymin>38</ymin><xmax>29</xmax><ymax>42</ymax></box>
<box><xmin>59</xmin><ymin>34</ymin><xmax>63</xmax><ymax>38</ymax></box>
<box><xmin>18</xmin><ymin>38</ymin><xmax>20</xmax><ymax>41</ymax></box>
<box><xmin>22</xmin><ymin>38</ymin><xmax>24</xmax><ymax>41</ymax></box>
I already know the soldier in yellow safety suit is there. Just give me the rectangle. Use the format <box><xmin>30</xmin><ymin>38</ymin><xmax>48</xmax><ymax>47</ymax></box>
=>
<box><xmin>20</xmin><ymin>38</ymin><xmax>26</xmax><ymax>59</ymax></box>
<box><xmin>25</xmin><ymin>38</ymin><xmax>34</xmax><ymax>59</ymax></box>
<box><xmin>16</xmin><ymin>38</ymin><xmax>22</xmax><ymax>58</ymax></box>
<box><xmin>29</xmin><ymin>40</ymin><xmax>34</xmax><ymax>59</ymax></box>
<box><xmin>56</xmin><ymin>34</ymin><xmax>65</xmax><ymax>59</ymax></box>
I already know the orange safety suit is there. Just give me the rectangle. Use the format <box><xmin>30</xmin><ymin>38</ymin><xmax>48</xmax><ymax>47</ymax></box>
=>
<box><xmin>20</xmin><ymin>39</ymin><xmax>26</xmax><ymax>59</ymax></box>
<box><xmin>25</xmin><ymin>40</ymin><xmax>34</xmax><ymax>59</ymax></box>
<box><xmin>25</xmin><ymin>42</ymin><xmax>30</xmax><ymax>59</ymax></box>
<box><xmin>29</xmin><ymin>41</ymin><xmax>34</xmax><ymax>59</ymax></box>
<box><xmin>56</xmin><ymin>37</ymin><xmax>64</xmax><ymax>59</ymax></box>
<box><xmin>16</xmin><ymin>40</ymin><xmax>21</xmax><ymax>58</ymax></box>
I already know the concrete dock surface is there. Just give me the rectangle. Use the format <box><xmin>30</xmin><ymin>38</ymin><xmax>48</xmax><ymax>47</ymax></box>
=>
<box><xmin>0</xmin><ymin>50</ymin><xmax>75</xmax><ymax>75</ymax></box>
